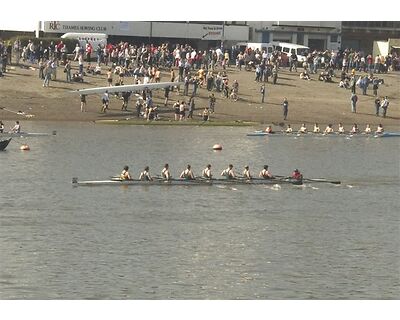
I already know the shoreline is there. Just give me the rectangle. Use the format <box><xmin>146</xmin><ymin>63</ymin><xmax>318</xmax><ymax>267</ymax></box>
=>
<box><xmin>1</xmin><ymin>62</ymin><xmax>399</xmax><ymax>130</ymax></box>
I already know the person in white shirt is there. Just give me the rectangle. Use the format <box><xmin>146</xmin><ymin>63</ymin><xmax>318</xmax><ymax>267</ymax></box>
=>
<box><xmin>139</xmin><ymin>166</ymin><xmax>153</xmax><ymax>181</ymax></box>
<box><xmin>259</xmin><ymin>165</ymin><xmax>274</xmax><ymax>179</ymax></box>
<box><xmin>285</xmin><ymin>124</ymin><xmax>293</xmax><ymax>133</ymax></box>
<box><xmin>101</xmin><ymin>91</ymin><xmax>110</xmax><ymax>113</ymax></box>
<box><xmin>324</xmin><ymin>124</ymin><xmax>334</xmax><ymax>134</ymax></box>
<box><xmin>161</xmin><ymin>164</ymin><xmax>171</xmax><ymax>180</ymax></box>
<box><xmin>298</xmin><ymin>123</ymin><xmax>308</xmax><ymax>134</ymax></box>
<box><xmin>202</xmin><ymin>164</ymin><xmax>212</xmax><ymax>179</ymax></box>
<box><xmin>338</xmin><ymin>123</ymin><xmax>345</xmax><ymax>134</ymax></box>
<box><xmin>313</xmin><ymin>123</ymin><xmax>321</xmax><ymax>133</ymax></box>
<box><xmin>242</xmin><ymin>165</ymin><xmax>252</xmax><ymax>180</ymax></box>
<box><xmin>364</xmin><ymin>124</ymin><xmax>372</xmax><ymax>134</ymax></box>
<box><xmin>180</xmin><ymin>165</ymin><xmax>195</xmax><ymax>180</ymax></box>
<box><xmin>375</xmin><ymin>124</ymin><xmax>384</xmax><ymax>134</ymax></box>
<box><xmin>221</xmin><ymin>164</ymin><xmax>236</xmax><ymax>179</ymax></box>
<box><xmin>10</xmin><ymin>121</ymin><xmax>21</xmax><ymax>133</ymax></box>
<box><xmin>350</xmin><ymin>123</ymin><xmax>359</xmax><ymax>134</ymax></box>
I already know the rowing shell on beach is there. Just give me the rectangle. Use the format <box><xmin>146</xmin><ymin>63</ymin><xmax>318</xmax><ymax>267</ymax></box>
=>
<box><xmin>72</xmin><ymin>177</ymin><xmax>341</xmax><ymax>187</ymax></box>
<box><xmin>0</xmin><ymin>131</ymin><xmax>57</xmax><ymax>137</ymax></box>
<box><xmin>246</xmin><ymin>131</ymin><xmax>400</xmax><ymax>138</ymax></box>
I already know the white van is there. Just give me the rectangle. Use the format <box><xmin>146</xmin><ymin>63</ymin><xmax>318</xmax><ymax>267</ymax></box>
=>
<box><xmin>272</xmin><ymin>42</ymin><xmax>310</xmax><ymax>65</ymax></box>
<box><xmin>246</xmin><ymin>42</ymin><xmax>274</xmax><ymax>55</ymax></box>
<box><xmin>61</xmin><ymin>32</ymin><xmax>108</xmax><ymax>52</ymax></box>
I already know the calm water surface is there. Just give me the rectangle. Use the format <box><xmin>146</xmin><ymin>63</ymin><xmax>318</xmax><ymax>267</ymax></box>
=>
<box><xmin>0</xmin><ymin>122</ymin><xmax>399</xmax><ymax>299</ymax></box>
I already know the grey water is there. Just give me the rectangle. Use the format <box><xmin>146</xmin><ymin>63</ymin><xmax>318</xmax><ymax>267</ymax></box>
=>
<box><xmin>0</xmin><ymin>122</ymin><xmax>399</xmax><ymax>299</ymax></box>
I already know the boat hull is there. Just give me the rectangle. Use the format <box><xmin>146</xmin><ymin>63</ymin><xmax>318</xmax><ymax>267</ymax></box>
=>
<box><xmin>246</xmin><ymin>131</ymin><xmax>400</xmax><ymax>138</ymax></box>
<box><xmin>0</xmin><ymin>138</ymin><xmax>11</xmax><ymax>151</ymax></box>
<box><xmin>72</xmin><ymin>177</ymin><xmax>303</xmax><ymax>186</ymax></box>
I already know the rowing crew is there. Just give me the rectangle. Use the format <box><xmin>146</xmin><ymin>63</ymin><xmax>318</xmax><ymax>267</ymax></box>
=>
<box><xmin>119</xmin><ymin>164</ymin><xmax>303</xmax><ymax>181</ymax></box>
<box><xmin>0</xmin><ymin>121</ymin><xmax>21</xmax><ymax>134</ymax></box>
<box><xmin>281</xmin><ymin>123</ymin><xmax>384</xmax><ymax>135</ymax></box>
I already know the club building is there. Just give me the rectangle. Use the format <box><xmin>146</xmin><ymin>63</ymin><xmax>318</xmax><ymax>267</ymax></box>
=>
<box><xmin>40</xmin><ymin>21</ymin><xmax>400</xmax><ymax>53</ymax></box>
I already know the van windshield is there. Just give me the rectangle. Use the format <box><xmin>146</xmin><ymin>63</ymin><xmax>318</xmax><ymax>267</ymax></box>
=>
<box><xmin>297</xmin><ymin>48</ymin><xmax>309</xmax><ymax>56</ymax></box>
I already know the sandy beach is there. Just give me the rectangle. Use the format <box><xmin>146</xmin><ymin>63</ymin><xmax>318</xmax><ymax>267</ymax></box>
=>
<box><xmin>1</xmin><ymin>61</ymin><xmax>399</xmax><ymax>130</ymax></box>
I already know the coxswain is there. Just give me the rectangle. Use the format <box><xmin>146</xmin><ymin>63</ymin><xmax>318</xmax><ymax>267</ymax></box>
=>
<box><xmin>139</xmin><ymin>166</ymin><xmax>153</xmax><ymax>181</ymax></box>
<box><xmin>298</xmin><ymin>123</ymin><xmax>308</xmax><ymax>134</ymax></box>
<box><xmin>375</xmin><ymin>124</ymin><xmax>384</xmax><ymax>134</ymax></box>
<box><xmin>313</xmin><ymin>123</ymin><xmax>321</xmax><ymax>133</ymax></box>
<box><xmin>120</xmin><ymin>165</ymin><xmax>132</xmax><ymax>180</ymax></box>
<box><xmin>265</xmin><ymin>125</ymin><xmax>273</xmax><ymax>133</ymax></box>
<box><xmin>161</xmin><ymin>163</ymin><xmax>171</xmax><ymax>180</ymax></box>
<box><xmin>10</xmin><ymin>121</ymin><xmax>21</xmax><ymax>133</ymax></box>
<box><xmin>338</xmin><ymin>123</ymin><xmax>345</xmax><ymax>134</ymax></box>
<box><xmin>364</xmin><ymin>124</ymin><xmax>372</xmax><ymax>134</ymax></box>
<box><xmin>324</xmin><ymin>124</ymin><xmax>334</xmax><ymax>134</ymax></box>
<box><xmin>242</xmin><ymin>165</ymin><xmax>252</xmax><ymax>180</ymax></box>
<box><xmin>202</xmin><ymin>164</ymin><xmax>212</xmax><ymax>179</ymax></box>
<box><xmin>180</xmin><ymin>164</ymin><xmax>195</xmax><ymax>180</ymax></box>
<box><xmin>291</xmin><ymin>169</ymin><xmax>303</xmax><ymax>181</ymax></box>
<box><xmin>285</xmin><ymin>124</ymin><xmax>293</xmax><ymax>133</ymax></box>
<box><xmin>259</xmin><ymin>165</ymin><xmax>274</xmax><ymax>179</ymax></box>
<box><xmin>0</xmin><ymin>121</ymin><xmax>4</xmax><ymax>133</ymax></box>
<box><xmin>221</xmin><ymin>164</ymin><xmax>236</xmax><ymax>179</ymax></box>
<box><xmin>350</xmin><ymin>123</ymin><xmax>359</xmax><ymax>134</ymax></box>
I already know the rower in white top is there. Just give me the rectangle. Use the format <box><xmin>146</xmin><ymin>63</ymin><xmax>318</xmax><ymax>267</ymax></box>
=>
<box><xmin>375</xmin><ymin>124</ymin><xmax>384</xmax><ymax>134</ymax></box>
<box><xmin>242</xmin><ymin>165</ymin><xmax>252</xmax><ymax>180</ymax></box>
<box><xmin>180</xmin><ymin>164</ymin><xmax>195</xmax><ymax>180</ymax></box>
<box><xmin>161</xmin><ymin>163</ymin><xmax>171</xmax><ymax>180</ymax></box>
<box><xmin>120</xmin><ymin>165</ymin><xmax>132</xmax><ymax>180</ymax></box>
<box><xmin>364</xmin><ymin>124</ymin><xmax>372</xmax><ymax>134</ymax></box>
<box><xmin>139</xmin><ymin>166</ymin><xmax>153</xmax><ymax>181</ymax></box>
<box><xmin>298</xmin><ymin>123</ymin><xmax>308</xmax><ymax>134</ymax></box>
<box><xmin>337</xmin><ymin>123</ymin><xmax>345</xmax><ymax>134</ymax></box>
<box><xmin>324</xmin><ymin>124</ymin><xmax>334</xmax><ymax>134</ymax></box>
<box><xmin>259</xmin><ymin>165</ymin><xmax>274</xmax><ymax>179</ymax></box>
<box><xmin>313</xmin><ymin>123</ymin><xmax>321</xmax><ymax>133</ymax></box>
<box><xmin>221</xmin><ymin>164</ymin><xmax>236</xmax><ymax>179</ymax></box>
<box><xmin>350</xmin><ymin>123</ymin><xmax>359</xmax><ymax>134</ymax></box>
<box><xmin>10</xmin><ymin>121</ymin><xmax>21</xmax><ymax>133</ymax></box>
<box><xmin>202</xmin><ymin>164</ymin><xmax>212</xmax><ymax>179</ymax></box>
<box><xmin>285</xmin><ymin>124</ymin><xmax>293</xmax><ymax>133</ymax></box>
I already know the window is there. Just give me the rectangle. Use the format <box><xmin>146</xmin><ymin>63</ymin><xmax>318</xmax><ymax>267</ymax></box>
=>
<box><xmin>283</xmin><ymin>47</ymin><xmax>290</xmax><ymax>53</ymax></box>
<box><xmin>331</xmin><ymin>35</ymin><xmax>338</xmax><ymax>42</ymax></box>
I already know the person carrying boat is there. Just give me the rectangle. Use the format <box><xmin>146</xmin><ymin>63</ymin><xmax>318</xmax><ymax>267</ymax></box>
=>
<box><xmin>350</xmin><ymin>123</ymin><xmax>359</xmax><ymax>134</ymax></box>
<box><xmin>259</xmin><ymin>165</ymin><xmax>274</xmax><ymax>179</ymax></box>
<box><xmin>139</xmin><ymin>166</ymin><xmax>153</xmax><ymax>181</ymax></box>
<box><xmin>298</xmin><ymin>123</ymin><xmax>307</xmax><ymax>134</ymax></box>
<box><xmin>221</xmin><ymin>164</ymin><xmax>236</xmax><ymax>179</ymax></box>
<box><xmin>324</xmin><ymin>124</ymin><xmax>334</xmax><ymax>134</ymax></box>
<box><xmin>202</xmin><ymin>164</ymin><xmax>212</xmax><ymax>179</ymax></box>
<box><xmin>120</xmin><ymin>166</ymin><xmax>132</xmax><ymax>180</ymax></box>
<box><xmin>180</xmin><ymin>165</ymin><xmax>195</xmax><ymax>180</ymax></box>
<box><xmin>242</xmin><ymin>165</ymin><xmax>252</xmax><ymax>180</ymax></box>
<box><xmin>364</xmin><ymin>124</ymin><xmax>372</xmax><ymax>134</ymax></box>
<box><xmin>313</xmin><ymin>123</ymin><xmax>321</xmax><ymax>133</ymax></box>
<box><xmin>337</xmin><ymin>123</ymin><xmax>345</xmax><ymax>134</ymax></box>
<box><xmin>291</xmin><ymin>169</ymin><xmax>303</xmax><ymax>181</ymax></box>
<box><xmin>10</xmin><ymin>121</ymin><xmax>21</xmax><ymax>133</ymax></box>
<box><xmin>285</xmin><ymin>124</ymin><xmax>293</xmax><ymax>133</ymax></box>
<box><xmin>375</xmin><ymin>124</ymin><xmax>384</xmax><ymax>134</ymax></box>
<box><xmin>161</xmin><ymin>163</ymin><xmax>171</xmax><ymax>180</ymax></box>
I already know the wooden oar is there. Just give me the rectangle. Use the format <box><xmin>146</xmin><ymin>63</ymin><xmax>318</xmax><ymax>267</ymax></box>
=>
<box><xmin>303</xmin><ymin>178</ymin><xmax>341</xmax><ymax>184</ymax></box>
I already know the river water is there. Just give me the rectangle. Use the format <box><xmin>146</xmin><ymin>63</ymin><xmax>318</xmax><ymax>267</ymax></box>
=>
<box><xmin>0</xmin><ymin>122</ymin><xmax>399</xmax><ymax>299</ymax></box>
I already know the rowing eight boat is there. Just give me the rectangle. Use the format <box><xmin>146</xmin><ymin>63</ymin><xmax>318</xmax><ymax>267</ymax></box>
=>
<box><xmin>72</xmin><ymin>177</ymin><xmax>305</xmax><ymax>186</ymax></box>
<box><xmin>246</xmin><ymin>131</ymin><xmax>400</xmax><ymax>138</ymax></box>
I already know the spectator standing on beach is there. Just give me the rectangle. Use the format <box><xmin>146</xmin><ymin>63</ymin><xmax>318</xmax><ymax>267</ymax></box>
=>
<box><xmin>78</xmin><ymin>54</ymin><xmax>84</xmax><ymax>75</ymax></box>
<box><xmin>372</xmin><ymin>78</ymin><xmax>379</xmax><ymax>96</ymax></box>
<box><xmin>64</xmin><ymin>59</ymin><xmax>72</xmax><ymax>82</ymax></box>
<box><xmin>381</xmin><ymin>96</ymin><xmax>389</xmax><ymax>118</ymax></box>
<box><xmin>208</xmin><ymin>93</ymin><xmax>216</xmax><ymax>113</ymax></box>
<box><xmin>374</xmin><ymin>97</ymin><xmax>381</xmax><ymax>116</ymax></box>
<box><xmin>283</xmin><ymin>97</ymin><xmax>289</xmax><ymax>120</ymax></box>
<box><xmin>80</xmin><ymin>94</ymin><xmax>86</xmax><ymax>112</ymax></box>
<box><xmin>101</xmin><ymin>91</ymin><xmax>110</xmax><ymax>113</ymax></box>
<box><xmin>188</xmin><ymin>97</ymin><xmax>195</xmax><ymax>119</ymax></box>
<box><xmin>260</xmin><ymin>84</ymin><xmax>265</xmax><ymax>103</ymax></box>
<box><xmin>86</xmin><ymin>42</ymin><xmax>93</xmax><ymax>63</ymax></box>
<box><xmin>43</xmin><ymin>61</ymin><xmax>52</xmax><ymax>87</ymax></box>
<box><xmin>350</xmin><ymin>93</ymin><xmax>358</xmax><ymax>113</ymax></box>
<box><xmin>272</xmin><ymin>66</ymin><xmax>278</xmax><ymax>84</ymax></box>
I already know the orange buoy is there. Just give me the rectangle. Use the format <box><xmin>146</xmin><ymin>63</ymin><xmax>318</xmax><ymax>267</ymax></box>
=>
<box><xmin>20</xmin><ymin>144</ymin><xmax>30</xmax><ymax>151</ymax></box>
<box><xmin>213</xmin><ymin>144</ymin><xmax>222</xmax><ymax>151</ymax></box>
